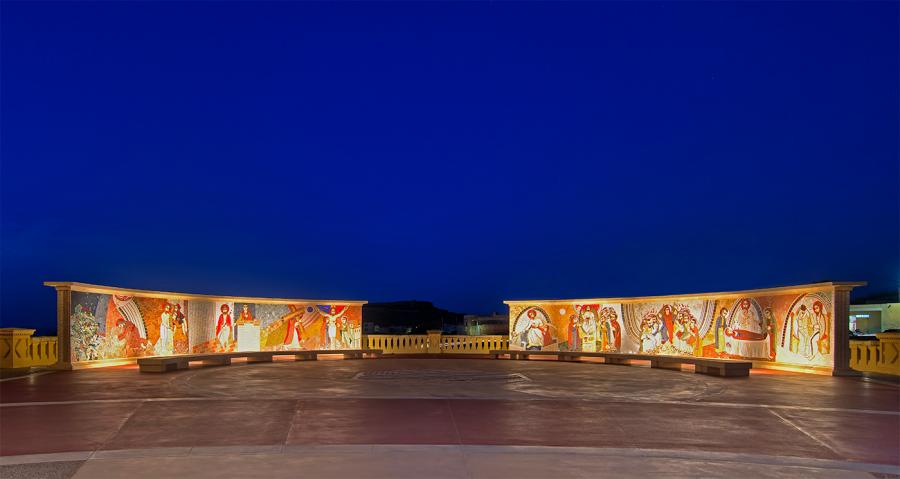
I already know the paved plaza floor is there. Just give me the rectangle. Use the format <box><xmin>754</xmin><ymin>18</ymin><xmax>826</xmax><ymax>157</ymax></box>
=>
<box><xmin>1</xmin><ymin>357</ymin><xmax>898</xmax><ymax>478</ymax></box>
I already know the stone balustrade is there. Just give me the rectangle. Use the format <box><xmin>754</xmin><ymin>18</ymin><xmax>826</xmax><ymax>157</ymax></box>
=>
<box><xmin>365</xmin><ymin>334</ymin><xmax>431</xmax><ymax>354</ymax></box>
<box><xmin>4</xmin><ymin>326</ymin><xmax>896</xmax><ymax>373</ymax></box>
<box><xmin>850</xmin><ymin>332</ymin><xmax>900</xmax><ymax>376</ymax></box>
<box><xmin>365</xmin><ymin>332</ymin><xmax>508</xmax><ymax>355</ymax></box>
<box><xmin>0</xmin><ymin>328</ymin><xmax>59</xmax><ymax>369</ymax></box>
<box><xmin>437</xmin><ymin>335</ymin><xmax>509</xmax><ymax>354</ymax></box>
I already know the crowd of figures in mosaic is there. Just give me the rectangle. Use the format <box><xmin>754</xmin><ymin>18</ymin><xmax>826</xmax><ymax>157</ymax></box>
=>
<box><xmin>70</xmin><ymin>291</ymin><xmax>362</xmax><ymax>362</ymax></box>
<box><xmin>508</xmin><ymin>289</ymin><xmax>834</xmax><ymax>368</ymax></box>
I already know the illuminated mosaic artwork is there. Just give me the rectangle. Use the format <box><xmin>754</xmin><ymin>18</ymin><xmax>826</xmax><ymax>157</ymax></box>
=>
<box><xmin>70</xmin><ymin>291</ymin><xmax>363</xmax><ymax>362</ymax></box>
<box><xmin>507</xmin><ymin>288</ymin><xmax>836</xmax><ymax>368</ymax></box>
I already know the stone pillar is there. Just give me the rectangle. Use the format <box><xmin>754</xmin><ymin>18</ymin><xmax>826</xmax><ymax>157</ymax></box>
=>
<box><xmin>0</xmin><ymin>328</ymin><xmax>36</xmax><ymax>368</ymax></box>
<box><xmin>54</xmin><ymin>286</ymin><xmax>73</xmax><ymax>370</ymax></box>
<box><xmin>427</xmin><ymin>330</ymin><xmax>442</xmax><ymax>354</ymax></box>
<box><xmin>831</xmin><ymin>286</ymin><xmax>857</xmax><ymax>376</ymax></box>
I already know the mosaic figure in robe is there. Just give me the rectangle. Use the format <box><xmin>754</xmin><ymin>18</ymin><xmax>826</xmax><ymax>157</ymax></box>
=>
<box><xmin>640</xmin><ymin>317</ymin><xmax>663</xmax><ymax>353</ymax></box>
<box><xmin>340</xmin><ymin>316</ymin><xmax>359</xmax><ymax>349</ymax></box>
<box><xmin>687</xmin><ymin>318</ymin><xmax>701</xmax><ymax>356</ymax></box>
<box><xmin>658</xmin><ymin>305</ymin><xmax>675</xmax><ymax>343</ymax></box>
<box><xmin>525</xmin><ymin>309</ymin><xmax>552</xmax><ymax>351</ymax></box>
<box><xmin>172</xmin><ymin>304</ymin><xmax>188</xmax><ymax>354</ymax></box>
<box><xmin>237</xmin><ymin>304</ymin><xmax>254</xmax><ymax>325</ymax></box>
<box><xmin>713</xmin><ymin>308</ymin><xmax>728</xmax><ymax>354</ymax></box>
<box><xmin>789</xmin><ymin>304</ymin><xmax>819</xmax><ymax>360</ymax></box>
<box><xmin>598</xmin><ymin>319</ymin><xmax>609</xmax><ymax>352</ymax></box>
<box><xmin>283</xmin><ymin>313</ymin><xmax>305</xmax><ymax>350</ymax></box>
<box><xmin>728</xmin><ymin>299</ymin><xmax>766</xmax><ymax>340</ymax></box>
<box><xmin>157</xmin><ymin>303</ymin><xmax>175</xmax><ymax>355</ymax></box>
<box><xmin>812</xmin><ymin>301</ymin><xmax>831</xmax><ymax>355</ymax></box>
<box><xmin>567</xmin><ymin>315</ymin><xmax>581</xmax><ymax>351</ymax></box>
<box><xmin>216</xmin><ymin>304</ymin><xmax>233</xmax><ymax>351</ymax></box>
<box><xmin>320</xmin><ymin>306</ymin><xmax>345</xmax><ymax>350</ymax></box>
<box><xmin>672</xmin><ymin>311</ymin><xmax>690</xmax><ymax>354</ymax></box>
<box><xmin>579</xmin><ymin>306</ymin><xmax>598</xmax><ymax>352</ymax></box>
<box><xmin>724</xmin><ymin>299</ymin><xmax>775</xmax><ymax>359</ymax></box>
<box><xmin>602</xmin><ymin>307</ymin><xmax>621</xmax><ymax>351</ymax></box>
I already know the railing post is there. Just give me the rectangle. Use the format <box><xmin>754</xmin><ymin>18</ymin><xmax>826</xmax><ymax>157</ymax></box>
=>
<box><xmin>874</xmin><ymin>332</ymin><xmax>900</xmax><ymax>375</ymax></box>
<box><xmin>0</xmin><ymin>328</ymin><xmax>37</xmax><ymax>368</ymax></box>
<box><xmin>427</xmin><ymin>330</ymin><xmax>442</xmax><ymax>354</ymax></box>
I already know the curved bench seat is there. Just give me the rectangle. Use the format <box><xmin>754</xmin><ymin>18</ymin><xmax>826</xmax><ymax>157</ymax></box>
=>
<box><xmin>489</xmin><ymin>349</ymin><xmax>751</xmax><ymax>377</ymax></box>
<box><xmin>137</xmin><ymin>349</ymin><xmax>383</xmax><ymax>373</ymax></box>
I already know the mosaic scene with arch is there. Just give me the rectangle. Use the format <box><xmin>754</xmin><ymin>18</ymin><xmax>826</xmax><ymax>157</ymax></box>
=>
<box><xmin>508</xmin><ymin>289</ymin><xmax>834</xmax><ymax>368</ymax></box>
<box><xmin>69</xmin><ymin>291</ymin><xmax>363</xmax><ymax>362</ymax></box>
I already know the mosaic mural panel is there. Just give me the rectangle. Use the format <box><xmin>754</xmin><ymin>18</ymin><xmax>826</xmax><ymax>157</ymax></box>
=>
<box><xmin>69</xmin><ymin>291</ymin><xmax>363</xmax><ymax>362</ymax></box>
<box><xmin>507</xmin><ymin>288</ymin><xmax>835</xmax><ymax>368</ymax></box>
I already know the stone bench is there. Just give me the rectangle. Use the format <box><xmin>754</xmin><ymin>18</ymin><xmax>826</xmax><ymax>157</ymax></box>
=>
<box><xmin>489</xmin><ymin>350</ymin><xmax>751</xmax><ymax>377</ymax></box>
<box><xmin>294</xmin><ymin>349</ymin><xmax>382</xmax><ymax>361</ymax></box>
<box><xmin>137</xmin><ymin>349</ymin><xmax>382</xmax><ymax>373</ymax></box>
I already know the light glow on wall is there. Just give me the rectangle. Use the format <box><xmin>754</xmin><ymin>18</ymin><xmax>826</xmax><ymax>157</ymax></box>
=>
<box><xmin>46</xmin><ymin>283</ymin><xmax>366</xmax><ymax>364</ymax></box>
<box><xmin>506</xmin><ymin>282</ymin><xmax>863</xmax><ymax>370</ymax></box>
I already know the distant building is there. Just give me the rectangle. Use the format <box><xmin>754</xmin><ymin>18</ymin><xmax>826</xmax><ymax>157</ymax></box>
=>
<box><xmin>851</xmin><ymin>304</ymin><xmax>900</xmax><ymax>333</ymax></box>
<box><xmin>851</xmin><ymin>290</ymin><xmax>900</xmax><ymax>333</ymax></box>
<box><xmin>463</xmin><ymin>313</ymin><xmax>508</xmax><ymax>336</ymax></box>
<box><xmin>363</xmin><ymin>301</ymin><xmax>464</xmax><ymax>334</ymax></box>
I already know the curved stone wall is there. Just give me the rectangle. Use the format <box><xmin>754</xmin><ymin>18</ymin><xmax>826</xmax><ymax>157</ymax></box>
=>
<box><xmin>45</xmin><ymin>282</ymin><xmax>366</xmax><ymax>368</ymax></box>
<box><xmin>505</xmin><ymin>282</ymin><xmax>864</xmax><ymax>373</ymax></box>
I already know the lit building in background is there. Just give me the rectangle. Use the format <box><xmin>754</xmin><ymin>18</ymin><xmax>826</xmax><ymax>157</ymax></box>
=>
<box><xmin>850</xmin><ymin>291</ymin><xmax>900</xmax><ymax>334</ymax></box>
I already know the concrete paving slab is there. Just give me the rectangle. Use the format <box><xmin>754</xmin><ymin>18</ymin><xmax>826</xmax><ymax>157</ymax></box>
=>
<box><xmin>1</xmin><ymin>358</ymin><xmax>897</xmax><ymax>476</ymax></box>
<box><xmin>0</xmin><ymin>460</ymin><xmax>84</xmax><ymax>479</ymax></box>
<box><xmin>63</xmin><ymin>446</ymin><xmax>899</xmax><ymax>479</ymax></box>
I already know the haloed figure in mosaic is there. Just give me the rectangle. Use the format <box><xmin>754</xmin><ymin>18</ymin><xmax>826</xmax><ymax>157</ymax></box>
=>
<box><xmin>528</xmin><ymin>310</ymin><xmax>549</xmax><ymax>350</ymax></box>
<box><xmin>600</xmin><ymin>307</ymin><xmax>621</xmax><ymax>352</ymax></box>
<box><xmin>578</xmin><ymin>306</ymin><xmax>598</xmax><ymax>352</ymax></box>
<box><xmin>567</xmin><ymin>313</ymin><xmax>581</xmax><ymax>351</ymax></box>
<box><xmin>238</xmin><ymin>304</ymin><xmax>254</xmax><ymax>324</ymax></box>
<box><xmin>639</xmin><ymin>314</ymin><xmax>663</xmax><ymax>353</ymax></box>
<box><xmin>723</xmin><ymin>299</ymin><xmax>770</xmax><ymax>359</ymax></box>
<box><xmin>788</xmin><ymin>300</ymin><xmax>831</xmax><ymax>361</ymax></box>
<box><xmin>216</xmin><ymin>304</ymin><xmax>234</xmax><ymax>351</ymax></box>
<box><xmin>525</xmin><ymin>309</ymin><xmax>552</xmax><ymax>350</ymax></box>
<box><xmin>672</xmin><ymin>309</ymin><xmax>689</xmax><ymax>353</ymax></box>
<box><xmin>812</xmin><ymin>301</ymin><xmax>831</xmax><ymax>356</ymax></box>
<box><xmin>319</xmin><ymin>305</ymin><xmax>346</xmax><ymax>350</ymax></box>
<box><xmin>283</xmin><ymin>312</ymin><xmax>305</xmax><ymax>349</ymax></box>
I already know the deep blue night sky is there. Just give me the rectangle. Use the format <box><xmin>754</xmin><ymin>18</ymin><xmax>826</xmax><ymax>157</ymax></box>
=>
<box><xmin>2</xmin><ymin>2</ymin><xmax>897</xmax><ymax>334</ymax></box>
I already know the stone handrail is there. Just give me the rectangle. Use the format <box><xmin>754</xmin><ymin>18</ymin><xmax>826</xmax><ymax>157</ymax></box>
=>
<box><xmin>365</xmin><ymin>332</ymin><xmax>509</xmax><ymax>354</ymax></box>
<box><xmin>0</xmin><ymin>328</ymin><xmax>59</xmax><ymax>368</ymax></box>
<box><xmin>850</xmin><ymin>332</ymin><xmax>900</xmax><ymax>376</ymax></box>
<box><xmin>365</xmin><ymin>334</ymin><xmax>430</xmax><ymax>354</ymax></box>
<box><xmin>439</xmin><ymin>335</ymin><xmax>509</xmax><ymax>354</ymax></box>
